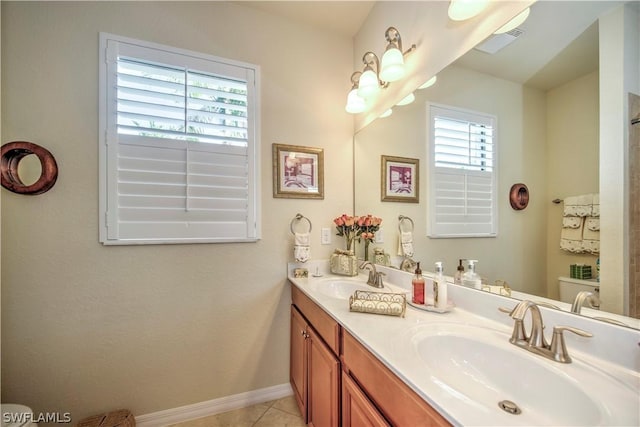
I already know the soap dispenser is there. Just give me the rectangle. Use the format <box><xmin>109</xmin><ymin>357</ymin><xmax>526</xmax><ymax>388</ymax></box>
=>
<box><xmin>412</xmin><ymin>262</ymin><xmax>425</xmax><ymax>304</ymax></box>
<box><xmin>454</xmin><ymin>259</ymin><xmax>465</xmax><ymax>285</ymax></box>
<box><xmin>462</xmin><ymin>260</ymin><xmax>482</xmax><ymax>289</ymax></box>
<box><xmin>433</xmin><ymin>261</ymin><xmax>447</xmax><ymax>309</ymax></box>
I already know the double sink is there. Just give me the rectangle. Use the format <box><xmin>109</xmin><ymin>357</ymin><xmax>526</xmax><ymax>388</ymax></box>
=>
<box><xmin>303</xmin><ymin>276</ymin><xmax>639</xmax><ymax>426</ymax></box>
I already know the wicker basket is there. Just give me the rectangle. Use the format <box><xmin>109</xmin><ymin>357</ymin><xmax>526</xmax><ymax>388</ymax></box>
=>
<box><xmin>77</xmin><ymin>410</ymin><xmax>135</xmax><ymax>427</ymax></box>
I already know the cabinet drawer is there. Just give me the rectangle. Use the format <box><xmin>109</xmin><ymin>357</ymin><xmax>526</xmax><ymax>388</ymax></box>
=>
<box><xmin>342</xmin><ymin>331</ymin><xmax>451</xmax><ymax>427</ymax></box>
<box><xmin>291</xmin><ymin>284</ymin><xmax>341</xmax><ymax>355</ymax></box>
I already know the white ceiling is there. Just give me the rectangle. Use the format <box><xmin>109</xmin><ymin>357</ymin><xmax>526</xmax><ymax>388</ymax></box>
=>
<box><xmin>454</xmin><ymin>0</ymin><xmax>626</xmax><ymax>91</ymax></box>
<box><xmin>239</xmin><ymin>1</ymin><xmax>627</xmax><ymax>92</ymax></box>
<box><xmin>240</xmin><ymin>1</ymin><xmax>375</xmax><ymax>37</ymax></box>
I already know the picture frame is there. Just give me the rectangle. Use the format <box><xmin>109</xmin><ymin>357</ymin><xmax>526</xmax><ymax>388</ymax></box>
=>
<box><xmin>272</xmin><ymin>143</ymin><xmax>324</xmax><ymax>199</ymax></box>
<box><xmin>381</xmin><ymin>155</ymin><xmax>419</xmax><ymax>203</ymax></box>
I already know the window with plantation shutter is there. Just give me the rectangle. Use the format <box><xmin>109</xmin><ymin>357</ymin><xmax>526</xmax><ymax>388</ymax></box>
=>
<box><xmin>427</xmin><ymin>103</ymin><xmax>497</xmax><ymax>238</ymax></box>
<box><xmin>99</xmin><ymin>33</ymin><xmax>260</xmax><ymax>244</ymax></box>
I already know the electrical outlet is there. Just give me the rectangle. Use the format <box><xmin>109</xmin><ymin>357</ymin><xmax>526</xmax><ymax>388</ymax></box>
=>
<box><xmin>321</xmin><ymin>227</ymin><xmax>331</xmax><ymax>245</ymax></box>
<box><xmin>375</xmin><ymin>227</ymin><xmax>384</xmax><ymax>243</ymax></box>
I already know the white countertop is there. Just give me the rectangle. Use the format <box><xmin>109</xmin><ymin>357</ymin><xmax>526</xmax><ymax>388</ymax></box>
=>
<box><xmin>288</xmin><ymin>261</ymin><xmax>640</xmax><ymax>426</ymax></box>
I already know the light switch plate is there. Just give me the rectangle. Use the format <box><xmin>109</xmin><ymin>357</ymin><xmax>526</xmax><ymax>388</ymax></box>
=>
<box><xmin>321</xmin><ymin>227</ymin><xmax>331</xmax><ymax>245</ymax></box>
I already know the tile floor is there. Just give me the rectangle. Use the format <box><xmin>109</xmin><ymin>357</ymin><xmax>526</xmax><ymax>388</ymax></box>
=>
<box><xmin>169</xmin><ymin>396</ymin><xmax>305</xmax><ymax>427</ymax></box>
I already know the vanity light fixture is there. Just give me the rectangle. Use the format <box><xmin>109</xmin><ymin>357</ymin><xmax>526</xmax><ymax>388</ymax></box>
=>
<box><xmin>396</xmin><ymin>92</ymin><xmax>415</xmax><ymax>106</ymax></box>
<box><xmin>357</xmin><ymin>52</ymin><xmax>385</xmax><ymax>100</ymax></box>
<box><xmin>419</xmin><ymin>75</ymin><xmax>438</xmax><ymax>90</ymax></box>
<box><xmin>448</xmin><ymin>0</ymin><xmax>489</xmax><ymax>21</ymax></box>
<box><xmin>380</xmin><ymin>27</ymin><xmax>412</xmax><ymax>82</ymax></box>
<box><xmin>494</xmin><ymin>7</ymin><xmax>530</xmax><ymax>34</ymax></box>
<box><xmin>345</xmin><ymin>27</ymin><xmax>416</xmax><ymax>114</ymax></box>
<box><xmin>345</xmin><ymin>72</ymin><xmax>366</xmax><ymax>114</ymax></box>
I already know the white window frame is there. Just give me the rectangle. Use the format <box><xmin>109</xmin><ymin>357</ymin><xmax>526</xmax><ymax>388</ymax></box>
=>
<box><xmin>427</xmin><ymin>102</ymin><xmax>498</xmax><ymax>238</ymax></box>
<box><xmin>98</xmin><ymin>33</ymin><xmax>261</xmax><ymax>245</ymax></box>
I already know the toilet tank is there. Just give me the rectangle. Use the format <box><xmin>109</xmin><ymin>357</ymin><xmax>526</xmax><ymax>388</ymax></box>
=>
<box><xmin>558</xmin><ymin>276</ymin><xmax>600</xmax><ymax>305</ymax></box>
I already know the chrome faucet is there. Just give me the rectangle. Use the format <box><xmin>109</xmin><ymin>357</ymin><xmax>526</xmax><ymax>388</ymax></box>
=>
<box><xmin>571</xmin><ymin>290</ymin><xmax>600</xmax><ymax>313</ymax></box>
<box><xmin>505</xmin><ymin>300</ymin><xmax>593</xmax><ymax>363</ymax></box>
<box><xmin>360</xmin><ymin>261</ymin><xmax>385</xmax><ymax>288</ymax></box>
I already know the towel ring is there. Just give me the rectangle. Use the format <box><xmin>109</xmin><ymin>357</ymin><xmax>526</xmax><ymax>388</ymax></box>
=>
<box><xmin>398</xmin><ymin>215</ymin><xmax>414</xmax><ymax>233</ymax></box>
<box><xmin>290</xmin><ymin>213</ymin><xmax>312</xmax><ymax>235</ymax></box>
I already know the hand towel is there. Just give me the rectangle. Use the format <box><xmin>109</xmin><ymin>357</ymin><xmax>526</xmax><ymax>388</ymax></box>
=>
<box><xmin>583</xmin><ymin>216</ymin><xmax>600</xmax><ymax>254</ymax></box>
<box><xmin>397</xmin><ymin>231</ymin><xmax>414</xmax><ymax>257</ymax></box>
<box><xmin>294</xmin><ymin>232</ymin><xmax>310</xmax><ymax>263</ymax></box>
<box><xmin>563</xmin><ymin>194</ymin><xmax>594</xmax><ymax>217</ymax></box>
<box><xmin>560</xmin><ymin>217</ymin><xmax>585</xmax><ymax>253</ymax></box>
<box><xmin>592</xmin><ymin>193</ymin><xmax>600</xmax><ymax>217</ymax></box>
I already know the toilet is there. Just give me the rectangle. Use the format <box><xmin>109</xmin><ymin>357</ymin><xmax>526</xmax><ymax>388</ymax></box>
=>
<box><xmin>1</xmin><ymin>404</ymin><xmax>37</xmax><ymax>427</ymax></box>
<box><xmin>558</xmin><ymin>276</ymin><xmax>600</xmax><ymax>307</ymax></box>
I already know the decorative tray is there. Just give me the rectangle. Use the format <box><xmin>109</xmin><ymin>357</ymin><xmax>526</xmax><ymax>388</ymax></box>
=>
<box><xmin>407</xmin><ymin>300</ymin><xmax>455</xmax><ymax>313</ymax></box>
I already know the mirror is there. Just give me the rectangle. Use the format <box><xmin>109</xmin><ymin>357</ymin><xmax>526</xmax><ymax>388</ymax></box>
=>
<box><xmin>354</xmin><ymin>1</ymin><xmax>639</xmax><ymax>328</ymax></box>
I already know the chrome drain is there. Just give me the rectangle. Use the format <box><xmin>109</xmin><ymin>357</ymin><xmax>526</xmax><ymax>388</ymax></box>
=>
<box><xmin>498</xmin><ymin>400</ymin><xmax>522</xmax><ymax>415</ymax></box>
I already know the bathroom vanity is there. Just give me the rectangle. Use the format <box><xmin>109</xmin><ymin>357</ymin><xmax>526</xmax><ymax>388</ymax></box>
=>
<box><xmin>288</xmin><ymin>261</ymin><xmax>640</xmax><ymax>426</ymax></box>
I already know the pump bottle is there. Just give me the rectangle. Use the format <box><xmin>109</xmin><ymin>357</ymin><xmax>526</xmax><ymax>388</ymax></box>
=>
<box><xmin>462</xmin><ymin>260</ymin><xmax>482</xmax><ymax>289</ymax></box>
<box><xmin>433</xmin><ymin>262</ymin><xmax>447</xmax><ymax>309</ymax></box>
<box><xmin>454</xmin><ymin>259</ymin><xmax>465</xmax><ymax>285</ymax></box>
<box><xmin>412</xmin><ymin>262</ymin><xmax>425</xmax><ymax>304</ymax></box>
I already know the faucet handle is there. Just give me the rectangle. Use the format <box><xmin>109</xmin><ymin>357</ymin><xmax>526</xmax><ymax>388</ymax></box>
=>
<box><xmin>550</xmin><ymin>325</ymin><xmax>593</xmax><ymax>363</ymax></box>
<box><xmin>374</xmin><ymin>271</ymin><xmax>386</xmax><ymax>288</ymax></box>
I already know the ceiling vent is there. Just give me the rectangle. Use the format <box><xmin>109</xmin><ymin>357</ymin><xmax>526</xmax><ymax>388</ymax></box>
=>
<box><xmin>474</xmin><ymin>28</ymin><xmax>524</xmax><ymax>54</ymax></box>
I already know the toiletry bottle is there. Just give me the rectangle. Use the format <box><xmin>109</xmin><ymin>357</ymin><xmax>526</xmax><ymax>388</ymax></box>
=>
<box><xmin>412</xmin><ymin>262</ymin><xmax>425</xmax><ymax>304</ymax></box>
<box><xmin>434</xmin><ymin>261</ymin><xmax>447</xmax><ymax>309</ymax></box>
<box><xmin>454</xmin><ymin>259</ymin><xmax>465</xmax><ymax>285</ymax></box>
<box><xmin>462</xmin><ymin>260</ymin><xmax>482</xmax><ymax>289</ymax></box>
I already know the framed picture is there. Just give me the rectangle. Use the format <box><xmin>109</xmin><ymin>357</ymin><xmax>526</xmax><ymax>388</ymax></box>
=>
<box><xmin>381</xmin><ymin>155</ymin><xmax>419</xmax><ymax>203</ymax></box>
<box><xmin>272</xmin><ymin>143</ymin><xmax>324</xmax><ymax>199</ymax></box>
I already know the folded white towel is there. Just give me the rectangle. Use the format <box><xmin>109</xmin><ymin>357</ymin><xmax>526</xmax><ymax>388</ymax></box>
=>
<box><xmin>582</xmin><ymin>216</ymin><xmax>600</xmax><ymax>255</ymax></box>
<box><xmin>560</xmin><ymin>217</ymin><xmax>585</xmax><ymax>253</ymax></box>
<box><xmin>592</xmin><ymin>193</ymin><xmax>600</xmax><ymax>217</ymax></box>
<box><xmin>294</xmin><ymin>232</ymin><xmax>310</xmax><ymax>263</ymax></box>
<box><xmin>563</xmin><ymin>194</ymin><xmax>594</xmax><ymax>217</ymax></box>
<box><xmin>562</xmin><ymin>217</ymin><xmax>583</xmax><ymax>229</ymax></box>
<box><xmin>397</xmin><ymin>231</ymin><xmax>414</xmax><ymax>257</ymax></box>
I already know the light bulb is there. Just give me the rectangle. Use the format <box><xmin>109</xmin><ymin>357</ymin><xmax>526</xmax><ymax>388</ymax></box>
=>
<box><xmin>357</xmin><ymin>68</ymin><xmax>381</xmax><ymax>99</ymax></box>
<box><xmin>345</xmin><ymin>89</ymin><xmax>366</xmax><ymax>114</ymax></box>
<box><xmin>419</xmin><ymin>76</ymin><xmax>437</xmax><ymax>89</ymax></box>
<box><xmin>494</xmin><ymin>7</ymin><xmax>530</xmax><ymax>34</ymax></box>
<box><xmin>396</xmin><ymin>92</ymin><xmax>415</xmax><ymax>106</ymax></box>
<box><xmin>448</xmin><ymin>0</ymin><xmax>489</xmax><ymax>21</ymax></box>
<box><xmin>380</xmin><ymin>47</ymin><xmax>405</xmax><ymax>82</ymax></box>
<box><xmin>380</xmin><ymin>109</ymin><xmax>393</xmax><ymax>118</ymax></box>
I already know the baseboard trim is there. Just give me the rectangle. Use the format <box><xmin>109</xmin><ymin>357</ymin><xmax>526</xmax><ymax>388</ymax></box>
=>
<box><xmin>135</xmin><ymin>383</ymin><xmax>293</xmax><ymax>427</ymax></box>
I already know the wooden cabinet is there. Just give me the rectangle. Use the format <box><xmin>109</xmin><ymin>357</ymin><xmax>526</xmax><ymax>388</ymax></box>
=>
<box><xmin>342</xmin><ymin>372</ymin><xmax>390</xmax><ymax>427</ymax></box>
<box><xmin>290</xmin><ymin>283</ymin><xmax>450</xmax><ymax>427</ymax></box>
<box><xmin>291</xmin><ymin>286</ymin><xmax>341</xmax><ymax>427</ymax></box>
<box><xmin>342</xmin><ymin>331</ymin><xmax>451</xmax><ymax>427</ymax></box>
<box><xmin>290</xmin><ymin>306</ymin><xmax>307</xmax><ymax>419</ymax></box>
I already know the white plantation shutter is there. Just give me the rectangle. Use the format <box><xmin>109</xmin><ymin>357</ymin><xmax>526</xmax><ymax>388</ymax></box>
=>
<box><xmin>428</xmin><ymin>103</ymin><xmax>497</xmax><ymax>238</ymax></box>
<box><xmin>99</xmin><ymin>33</ymin><xmax>260</xmax><ymax>244</ymax></box>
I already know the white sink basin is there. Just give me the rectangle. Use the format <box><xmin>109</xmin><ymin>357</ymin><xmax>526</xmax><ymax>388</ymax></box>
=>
<box><xmin>308</xmin><ymin>277</ymin><xmax>408</xmax><ymax>300</ymax></box>
<box><xmin>405</xmin><ymin>323</ymin><xmax>639</xmax><ymax>426</ymax></box>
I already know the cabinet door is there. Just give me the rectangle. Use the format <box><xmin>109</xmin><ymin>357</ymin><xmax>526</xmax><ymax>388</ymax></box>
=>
<box><xmin>290</xmin><ymin>306</ymin><xmax>308</xmax><ymax>422</ymax></box>
<box><xmin>307</xmin><ymin>327</ymin><xmax>340</xmax><ymax>427</ymax></box>
<box><xmin>342</xmin><ymin>372</ymin><xmax>390</xmax><ymax>427</ymax></box>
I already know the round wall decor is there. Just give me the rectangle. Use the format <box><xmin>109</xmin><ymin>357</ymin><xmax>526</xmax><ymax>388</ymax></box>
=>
<box><xmin>509</xmin><ymin>183</ymin><xmax>529</xmax><ymax>210</ymax></box>
<box><xmin>1</xmin><ymin>141</ymin><xmax>58</xmax><ymax>195</ymax></box>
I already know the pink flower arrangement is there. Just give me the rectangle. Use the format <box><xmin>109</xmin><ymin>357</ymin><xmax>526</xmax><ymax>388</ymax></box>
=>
<box><xmin>333</xmin><ymin>214</ymin><xmax>383</xmax><ymax>251</ymax></box>
<box><xmin>356</xmin><ymin>214</ymin><xmax>382</xmax><ymax>244</ymax></box>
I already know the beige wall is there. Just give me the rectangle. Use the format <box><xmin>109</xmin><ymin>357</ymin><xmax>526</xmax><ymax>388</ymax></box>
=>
<box><xmin>355</xmin><ymin>65</ymin><xmax>549</xmax><ymax>295</ymax></box>
<box><xmin>545</xmin><ymin>71</ymin><xmax>600</xmax><ymax>300</ymax></box>
<box><xmin>1</xmin><ymin>1</ymin><xmax>353</xmax><ymax>420</ymax></box>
